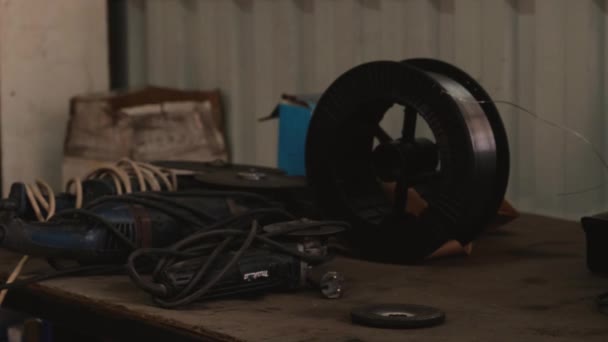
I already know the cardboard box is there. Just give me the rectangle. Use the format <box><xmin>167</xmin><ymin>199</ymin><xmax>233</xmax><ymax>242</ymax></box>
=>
<box><xmin>63</xmin><ymin>87</ymin><xmax>228</xmax><ymax>182</ymax></box>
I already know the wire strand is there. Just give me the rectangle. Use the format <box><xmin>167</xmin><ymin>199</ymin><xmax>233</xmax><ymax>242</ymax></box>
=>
<box><xmin>449</xmin><ymin>96</ymin><xmax>608</xmax><ymax>197</ymax></box>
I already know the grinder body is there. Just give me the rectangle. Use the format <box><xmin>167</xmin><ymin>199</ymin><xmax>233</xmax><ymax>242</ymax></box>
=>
<box><xmin>160</xmin><ymin>249</ymin><xmax>304</xmax><ymax>300</ymax></box>
<box><xmin>0</xmin><ymin>195</ymin><xmax>270</xmax><ymax>264</ymax></box>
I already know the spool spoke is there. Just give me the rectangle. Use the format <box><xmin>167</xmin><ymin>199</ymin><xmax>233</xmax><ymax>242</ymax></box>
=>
<box><xmin>375</xmin><ymin>126</ymin><xmax>393</xmax><ymax>144</ymax></box>
<box><xmin>423</xmin><ymin>194</ymin><xmax>461</xmax><ymax>227</ymax></box>
<box><xmin>402</xmin><ymin>106</ymin><xmax>417</xmax><ymax>142</ymax></box>
<box><xmin>410</xmin><ymin>171</ymin><xmax>441</xmax><ymax>185</ymax></box>
<box><xmin>393</xmin><ymin>178</ymin><xmax>408</xmax><ymax>216</ymax></box>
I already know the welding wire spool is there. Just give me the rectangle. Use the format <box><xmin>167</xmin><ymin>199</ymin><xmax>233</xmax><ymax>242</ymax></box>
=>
<box><xmin>306</xmin><ymin>59</ymin><xmax>509</xmax><ymax>262</ymax></box>
<box><xmin>350</xmin><ymin>304</ymin><xmax>446</xmax><ymax>329</ymax></box>
<box><xmin>404</xmin><ymin>58</ymin><xmax>510</xmax><ymax>236</ymax></box>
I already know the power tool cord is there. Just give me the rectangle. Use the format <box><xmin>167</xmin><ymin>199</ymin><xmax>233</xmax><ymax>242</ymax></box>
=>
<box><xmin>0</xmin><ymin>192</ymin><xmax>304</xmax><ymax>301</ymax></box>
<box><xmin>85</xmin><ymin>194</ymin><xmax>217</xmax><ymax>227</ymax></box>
<box><xmin>126</xmin><ymin>219</ymin><xmax>349</xmax><ymax>308</ymax></box>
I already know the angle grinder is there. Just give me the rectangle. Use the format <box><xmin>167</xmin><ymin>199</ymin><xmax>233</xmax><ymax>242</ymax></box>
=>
<box><xmin>127</xmin><ymin>218</ymin><xmax>348</xmax><ymax>306</ymax></box>
<box><xmin>0</xmin><ymin>192</ymin><xmax>281</xmax><ymax>264</ymax></box>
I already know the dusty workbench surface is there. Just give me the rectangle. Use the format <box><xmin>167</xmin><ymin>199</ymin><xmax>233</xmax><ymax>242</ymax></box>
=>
<box><xmin>2</xmin><ymin>214</ymin><xmax>608</xmax><ymax>341</ymax></box>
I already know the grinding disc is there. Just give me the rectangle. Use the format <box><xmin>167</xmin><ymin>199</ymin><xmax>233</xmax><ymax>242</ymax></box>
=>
<box><xmin>194</xmin><ymin>168</ymin><xmax>306</xmax><ymax>190</ymax></box>
<box><xmin>152</xmin><ymin>160</ymin><xmax>286</xmax><ymax>175</ymax></box>
<box><xmin>351</xmin><ymin>304</ymin><xmax>445</xmax><ymax>329</ymax></box>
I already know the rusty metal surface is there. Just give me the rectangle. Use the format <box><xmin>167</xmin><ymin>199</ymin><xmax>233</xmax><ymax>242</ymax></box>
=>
<box><xmin>3</xmin><ymin>214</ymin><xmax>608</xmax><ymax>341</ymax></box>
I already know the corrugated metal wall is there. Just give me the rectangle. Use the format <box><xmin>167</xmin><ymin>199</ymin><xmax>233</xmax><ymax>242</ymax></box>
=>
<box><xmin>124</xmin><ymin>0</ymin><xmax>608</xmax><ymax>220</ymax></box>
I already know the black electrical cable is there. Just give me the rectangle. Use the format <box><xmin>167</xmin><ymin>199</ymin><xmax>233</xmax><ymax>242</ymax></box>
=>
<box><xmin>126</xmin><ymin>219</ymin><xmax>349</xmax><ymax>308</ymax></box>
<box><xmin>52</xmin><ymin>208</ymin><xmax>136</xmax><ymax>249</ymax></box>
<box><xmin>84</xmin><ymin>195</ymin><xmax>211</xmax><ymax>228</ymax></box>
<box><xmin>0</xmin><ymin>191</ymin><xmax>336</xmax><ymax>308</ymax></box>
<box><xmin>85</xmin><ymin>191</ymin><xmax>287</xmax><ymax>229</ymax></box>
<box><xmin>125</xmin><ymin>192</ymin><xmax>220</xmax><ymax>222</ymax></box>
<box><xmin>145</xmin><ymin>207</ymin><xmax>296</xmax><ymax>285</ymax></box>
<box><xmin>157</xmin><ymin>223</ymin><xmax>259</xmax><ymax>308</ymax></box>
<box><xmin>201</xmin><ymin>207</ymin><xmax>295</xmax><ymax>231</ymax></box>
<box><xmin>42</xmin><ymin>193</ymin><xmax>238</xmax><ymax>272</ymax></box>
<box><xmin>156</xmin><ymin>190</ymin><xmax>280</xmax><ymax>206</ymax></box>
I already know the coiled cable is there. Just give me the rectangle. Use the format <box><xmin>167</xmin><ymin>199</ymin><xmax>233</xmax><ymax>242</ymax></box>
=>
<box><xmin>0</xmin><ymin>191</ymin><xmax>305</xmax><ymax>300</ymax></box>
<box><xmin>126</xmin><ymin>218</ymin><xmax>349</xmax><ymax>308</ymax></box>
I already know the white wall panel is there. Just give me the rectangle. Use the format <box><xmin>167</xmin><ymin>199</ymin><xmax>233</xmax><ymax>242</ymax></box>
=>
<box><xmin>0</xmin><ymin>0</ymin><xmax>108</xmax><ymax>193</ymax></box>
<box><xmin>512</xmin><ymin>0</ymin><xmax>534</xmax><ymax>209</ymax></box>
<box><xmin>126</xmin><ymin>0</ymin><xmax>608</xmax><ymax>220</ymax></box>
<box><xmin>533</xmin><ymin>0</ymin><xmax>565</xmax><ymax>216</ymax></box>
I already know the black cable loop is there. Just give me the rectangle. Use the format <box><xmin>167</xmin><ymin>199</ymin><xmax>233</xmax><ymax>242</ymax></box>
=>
<box><xmin>127</xmin><ymin>192</ymin><xmax>218</xmax><ymax>222</ymax></box>
<box><xmin>1</xmin><ymin>190</ymin><xmax>347</xmax><ymax>308</ymax></box>
<box><xmin>52</xmin><ymin>209</ymin><xmax>136</xmax><ymax>249</ymax></box>
<box><xmin>84</xmin><ymin>195</ymin><xmax>209</xmax><ymax>229</ymax></box>
<box><xmin>157</xmin><ymin>190</ymin><xmax>279</xmax><ymax>206</ymax></box>
<box><xmin>152</xmin><ymin>221</ymin><xmax>259</xmax><ymax>308</ymax></box>
<box><xmin>125</xmin><ymin>217</ymin><xmax>341</xmax><ymax>308</ymax></box>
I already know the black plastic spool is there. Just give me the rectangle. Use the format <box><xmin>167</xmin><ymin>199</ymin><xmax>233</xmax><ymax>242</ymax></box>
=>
<box><xmin>305</xmin><ymin>59</ymin><xmax>509</xmax><ymax>262</ymax></box>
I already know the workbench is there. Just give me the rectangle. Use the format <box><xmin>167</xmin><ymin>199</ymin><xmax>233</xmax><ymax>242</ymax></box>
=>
<box><xmin>2</xmin><ymin>214</ymin><xmax>607</xmax><ymax>341</ymax></box>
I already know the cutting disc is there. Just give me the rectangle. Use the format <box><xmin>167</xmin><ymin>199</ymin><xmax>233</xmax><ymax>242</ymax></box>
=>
<box><xmin>351</xmin><ymin>304</ymin><xmax>445</xmax><ymax>329</ymax></box>
<box><xmin>263</xmin><ymin>219</ymin><xmax>347</xmax><ymax>237</ymax></box>
<box><xmin>152</xmin><ymin>160</ymin><xmax>286</xmax><ymax>175</ymax></box>
<box><xmin>194</xmin><ymin>168</ymin><xmax>306</xmax><ymax>190</ymax></box>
